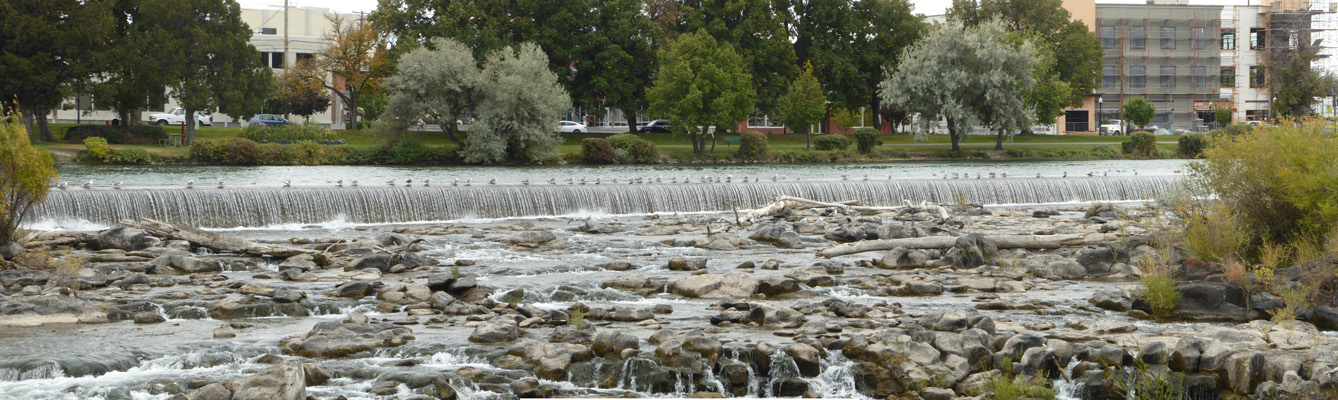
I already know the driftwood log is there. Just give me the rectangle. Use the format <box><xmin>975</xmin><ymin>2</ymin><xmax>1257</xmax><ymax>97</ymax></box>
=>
<box><xmin>816</xmin><ymin>233</ymin><xmax>1107</xmax><ymax>258</ymax></box>
<box><xmin>120</xmin><ymin>218</ymin><xmax>319</xmax><ymax>259</ymax></box>
<box><xmin>744</xmin><ymin>196</ymin><xmax>949</xmax><ymax>223</ymax></box>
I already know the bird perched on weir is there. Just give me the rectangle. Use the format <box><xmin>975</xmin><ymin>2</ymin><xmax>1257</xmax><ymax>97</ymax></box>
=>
<box><xmin>521</xmin><ymin>179</ymin><xmax>530</xmax><ymax>186</ymax></box>
<box><xmin>841</xmin><ymin>174</ymin><xmax>849</xmax><ymax>180</ymax></box>
<box><xmin>464</xmin><ymin>178</ymin><xmax>472</xmax><ymax>186</ymax></box>
<box><xmin>423</xmin><ymin>179</ymin><xmax>431</xmax><ymax>187</ymax></box>
<box><xmin>351</xmin><ymin>179</ymin><xmax>359</xmax><ymax>187</ymax></box>
<box><xmin>595</xmin><ymin>177</ymin><xmax>601</xmax><ymax>185</ymax></box>
<box><xmin>217</xmin><ymin>181</ymin><xmax>225</xmax><ymax>189</ymax></box>
<box><xmin>1062</xmin><ymin>172</ymin><xmax>1068</xmax><ymax>178</ymax></box>
<box><xmin>283</xmin><ymin>180</ymin><xmax>291</xmax><ymax>188</ymax></box>
<box><xmin>82</xmin><ymin>181</ymin><xmax>92</xmax><ymax>189</ymax></box>
<box><xmin>387</xmin><ymin>179</ymin><xmax>395</xmax><ymax>186</ymax></box>
<box><xmin>113</xmin><ymin>181</ymin><xmax>122</xmax><ymax>190</ymax></box>
<box><xmin>1087</xmin><ymin>172</ymin><xmax>1094</xmax><ymax>177</ymax></box>
<box><xmin>579</xmin><ymin>178</ymin><xmax>587</xmax><ymax>185</ymax></box>
<box><xmin>186</xmin><ymin>180</ymin><xmax>194</xmax><ymax>189</ymax></box>
<box><xmin>336</xmin><ymin>179</ymin><xmax>344</xmax><ymax>187</ymax></box>
<box><xmin>453</xmin><ymin>178</ymin><xmax>459</xmax><ymax>186</ymax></box>
<box><xmin>549</xmin><ymin>178</ymin><xmax>557</xmax><ymax>185</ymax></box>
<box><xmin>56</xmin><ymin>182</ymin><xmax>67</xmax><ymax>190</ymax></box>
<box><xmin>405</xmin><ymin>177</ymin><xmax>413</xmax><ymax>185</ymax></box>
<box><xmin>489</xmin><ymin>178</ymin><xmax>497</xmax><ymax>185</ymax></box>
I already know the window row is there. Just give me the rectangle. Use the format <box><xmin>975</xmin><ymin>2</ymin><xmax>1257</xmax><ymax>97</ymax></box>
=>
<box><xmin>1099</xmin><ymin>26</ymin><xmax>1217</xmax><ymax>50</ymax></box>
<box><xmin>1100</xmin><ymin>65</ymin><xmax>1265</xmax><ymax>88</ymax></box>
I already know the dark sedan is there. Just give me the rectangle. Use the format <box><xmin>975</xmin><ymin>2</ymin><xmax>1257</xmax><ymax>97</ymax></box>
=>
<box><xmin>637</xmin><ymin>119</ymin><xmax>672</xmax><ymax>133</ymax></box>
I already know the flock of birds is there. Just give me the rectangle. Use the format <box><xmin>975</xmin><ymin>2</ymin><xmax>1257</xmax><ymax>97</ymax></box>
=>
<box><xmin>52</xmin><ymin>169</ymin><xmax>1152</xmax><ymax>190</ymax></box>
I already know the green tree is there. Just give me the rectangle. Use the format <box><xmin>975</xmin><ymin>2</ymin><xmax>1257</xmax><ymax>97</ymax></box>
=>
<box><xmin>466</xmin><ymin>43</ymin><xmax>571</xmax><ymax>164</ymax></box>
<box><xmin>1122</xmin><ymin>96</ymin><xmax>1155</xmax><ymax>131</ymax></box>
<box><xmin>880</xmin><ymin>19</ymin><xmax>1038</xmax><ymax>153</ymax></box>
<box><xmin>0</xmin><ymin>0</ymin><xmax>114</xmax><ymax>141</ymax></box>
<box><xmin>94</xmin><ymin>0</ymin><xmax>169</xmax><ymax>126</ymax></box>
<box><xmin>1213</xmin><ymin>106</ymin><xmax>1232</xmax><ymax>127</ymax></box>
<box><xmin>0</xmin><ymin>108</ymin><xmax>57</xmax><ymax>244</ymax></box>
<box><xmin>382</xmin><ymin>38</ymin><xmax>481</xmax><ymax>146</ymax></box>
<box><xmin>370</xmin><ymin>0</ymin><xmax>510</xmax><ymax>60</ymax></box>
<box><xmin>647</xmin><ymin>30</ymin><xmax>755</xmax><ymax>157</ymax></box>
<box><xmin>275</xmin><ymin>59</ymin><xmax>331</xmax><ymax>120</ymax></box>
<box><xmin>676</xmin><ymin>0</ymin><xmax>797</xmax><ymax>113</ymax></box>
<box><xmin>1268</xmin><ymin>41</ymin><xmax>1333</xmax><ymax>118</ymax></box>
<box><xmin>317</xmin><ymin>15</ymin><xmax>388</xmax><ymax>130</ymax></box>
<box><xmin>775</xmin><ymin>63</ymin><xmax>826</xmax><ymax>149</ymax></box>
<box><xmin>567</xmin><ymin>0</ymin><xmax>660</xmax><ymax>132</ymax></box>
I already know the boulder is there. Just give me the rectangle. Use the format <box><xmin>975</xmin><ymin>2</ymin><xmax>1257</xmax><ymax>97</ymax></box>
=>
<box><xmin>1089</xmin><ymin>289</ymin><xmax>1134</xmax><ymax>311</ymax></box>
<box><xmin>592</xmin><ymin>331</ymin><xmax>640</xmax><ymax>357</ymax></box>
<box><xmin>749</xmin><ymin>224</ymin><xmax>803</xmax><ymax>249</ymax></box>
<box><xmin>281</xmin><ymin>315</ymin><xmax>415</xmax><ymax>357</ymax></box>
<box><xmin>93</xmin><ymin>227</ymin><xmax>160</xmax><ymax>251</ymax></box>
<box><xmin>507</xmin><ymin>231</ymin><xmax>557</xmax><ymax>248</ymax></box>
<box><xmin>670</xmin><ymin>274</ymin><xmax>759</xmax><ymax>299</ymax></box>
<box><xmin>150</xmin><ymin>250</ymin><xmax>221</xmax><ymax>275</ymax></box>
<box><xmin>523</xmin><ymin>343</ymin><xmax>592</xmax><ymax>379</ymax></box>
<box><xmin>785</xmin><ymin>343</ymin><xmax>823</xmax><ymax>377</ymax></box>
<box><xmin>351</xmin><ymin>254</ymin><xmax>393</xmax><ymax>272</ymax></box>
<box><xmin>334</xmin><ymin>281</ymin><xmax>377</xmax><ymax>298</ymax></box>
<box><xmin>756</xmin><ymin>276</ymin><xmax>800</xmax><ymax>297</ymax></box>
<box><xmin>667</xmin><ymin>257</ymin><xmax>708</xmax><ymax>271</ymax></box>
<box><xmin>0</xmin><ymin>294</ymin><xmax>105</xmax><ymax>327</ymax></box>
<box><xmin>879</xmin><ymin>247</ymin><xmax>933</xmax><ymax>269</ymax></box>
<box><xmin>469</xmin><ymin>318</ymin><xmax>520</xmax><ymax>343</ymax></box>
<box><xmin>0</xmin><ymin>241</ymin><xmax>23</xmax><ymax>260</ymax></box>
<box><xmin>231</xmin><ymin>359</ymin><xmax>307</xmax><ymax>400</ymax></box>
<box><xmin>191</xmin><ymin>383</ymin><xmax>233</xmax><ymax>400</ymax></box>
<box><xmin>947</xmin><ymin>234</ymin><xmax>997</xmax><ymax>268</ymax></box>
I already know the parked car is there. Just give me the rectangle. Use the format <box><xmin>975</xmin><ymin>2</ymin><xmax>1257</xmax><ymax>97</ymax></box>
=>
<box><xmin>148</xmin><ymin>108</ymin><xmax>212</xmax><ymax>126</ymax></box>
<box><xmin>556</xmin><ymin>120</ymin><xmax>586</xmax><ymax>133</ymax></box>
<box><xmin>1099</xmin><ymin>119</ymin><xmax>1125</xmax><ymax>135</ymax></box>
<box><xmin>637</xmin><ymin>119</ymin><xmax>672</xmax><ymax>133</ymax></box>
<box><xmin>249</xmin><ymin>114</ymin><xmax>293</xmax><ymax>126</ymax></box>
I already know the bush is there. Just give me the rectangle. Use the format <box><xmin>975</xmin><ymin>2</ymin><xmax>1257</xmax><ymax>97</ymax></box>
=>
<box><xmin>64</xmin><ymin>124</ymin><xmax>165</xmax><ymax>145</ymax></box>
<box><xmin>1191</xmin><ymin>120</ymin><xmax>1338</xmax><ymax>246</ymax></box>
<box><xmin>581</xmin><ymin>138</ymin><xmax>615</xmax><ymax>164</ymax></box>
<box><xmin>257</xmin><ymin>143</ymin><xmax>297</xmax><ymax>165</ymax></box>
<box><xmin>110</xmin><ymin>148</ymin><xmax>155</xmax><ymax>165</ymax></box>
<box><xmin>1179</xmin><ymin>202</ymin><xmax>1251</xmax><ymax>262</ymax></box>
<box><xmin>853</xmin><ymin>128</ymin><xmax>880</xmax><ymax>154</ymax></box>
<box><xmin>1</xmin><ymin>111</ymin><xmax>58</xmax><ymax>244</ymax></box>
<box><xmin>1177</xmin><ymin>133</ymin><xmax>1207</xmax><ymax>158</ymax></box>
<box><xmin>1123</xmin><ymin>131</ymin><xmax>1157</xmax><ymax>158</ymax></box>
<box><xmin>608</xmin><ymin>134</ymin><xmax>658</xmax><ymax>164</ymax></box>
<box><xmin>812</xmin><ymin>134</ymin><xmax>850</xmax><ymax>151</ymax></box>
<box><xmin>241</xmin><ymin>121</ymin><xmax>337</xmax><ymax>143</ymax></box>
<box><xmin>736</xmin><ymin>131</ymin><xmax>769</xmax><ymax>161</ymax></box>
<box><xmin>191</xmin><ymin>138</ymin><xmax>259</xmax><ymax>164</ymax></box>
<box><xmin>84</xmin><ymin>137</ymin><xmax>112</xmax><ymax>161</ymax></box>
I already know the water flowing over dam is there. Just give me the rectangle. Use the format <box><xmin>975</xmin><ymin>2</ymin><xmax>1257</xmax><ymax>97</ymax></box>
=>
<box><xmin>32</xmin><ymin>176</ymin><xmax>1178</xmax><ymax>228</ymax></box>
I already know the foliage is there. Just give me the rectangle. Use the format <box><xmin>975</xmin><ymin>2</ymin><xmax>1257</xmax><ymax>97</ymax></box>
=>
<box><xmin>581</xmin><ymin>138</ymin><xmax>616</xmax><ymax>164</ymax></box>
<box><xmin>240</xmin><ymin>122</ymin><xmax>338</xmax><ymax>143</ymax></box>
<box><xmin>1177</xmin><ymin>133</ymin><xmax>1207</xmax><ymax>158</ymax></box>
<box><xmin>110</xmin><ymin>148</ymin><xmax>155</xmax><ymax>165</ymax></box>
<box><xmin>776</xmin><ymin>63</ymin><xmax>827</xmax><ymax>147</ymax></box>
<box><xmin>880</xmin><ymin>19</ymin><xmax>1038</xmax><ymax>152</ymax></box>
<box><xmin>1179</xmin><ymin>202</ymin><xmax>1251</xmax><ymax>263</ymax></box>
<box><xmin>275</xmin><ymin>59</ymin><xmax>331</xmax><ymax>119</ymax></box>
<box><xmin>1110</xmin><ymin>356</ymin><xmax>1182</xmax><ymax>400</ymax></box>
<box><xmin>812</xmin><ymin>135</ymin><xmax>851</xmax><ymax>151</ymax></box>
<box><xmin>853</xmin><ymin>128</ymin><xmax>881</xmax><ymax>154</ymax></box>
<box><xmin>608</xmin><ymin>134</ymin><xmax>658</xmax><ymax>164</ymax></box>
<box><xmin>736</xmin><ymin>131</ymin><xmax>769</xmax><ymax>162</ymax></box>
<box><xmin>0</xmin><ymin>112</ymin><xmax>57</xmax><ymax>243</ymax></box>
<box><xmin>1125</xmin><ymin>131</ymin><xmax>1158</xmax><ymax>158</ymax></box>
<box><xmin>984</xmin><ymin>358</ymin><xmax>1055</xmax><ymax>400</ymax></box>
<box><xmin>1213</xmin><ymin>107</ymin><xmax>1232</xmax><ymax>127</ymax></box>
<box><xmin>1139</xmin><ymin>250</ymin><xmax>1181</xmax><ymax>320</ymax></box>
<box><xmin>83</xmin><ymin>137</ymin><xmax>113</xmax><ymax>162</ymax></box>
<box><xmin>0</xmin><ymin>0</ymin><xmax>113</xmax><ymax>141</ymax></box>
<box><xmin>63</xmin><ymin>125</ymin><xmax>165</xmax><ymax>145</ymax></box>
<box><xmin>647</xmin><ymin>30</ymin><xmax>755</xmax><ymax>157</ymax></box>
<box><xmin>769</xmin><ymin>149</ymin><xmax>860</xmax><ymax>163</ymax></box>
<box><xmin>1189</xmin><ymin>121</ymin><xmax>1338</xmax><ymax>245</ymax></box>
<box><xmin>1268</xmin><ymin>41</ymin><xmax>1333</xmax><ymax>118</ymax></box>
<box><xmin>1121</xmin><ymin>97</ymin><xmax>1155</xmax><ymax>130</ymax></box>
<box><xmin>317</xmin><ymin>15</ymin><xmax>389</xmax><ymax>130</ymax></box>
<box><xmin>568</xmin><ymin>307</ymin><xmax>586</xmax><ymax>329</ymax></box>
<box><xmin>466</xmin><ymin>43</ymin><xmax>571</xmax><ymax>164</ymax></box>
<box><xmin>382</xmin><ymin>38</ymin><xmax>480</xmax><ymax>146</ymax></box>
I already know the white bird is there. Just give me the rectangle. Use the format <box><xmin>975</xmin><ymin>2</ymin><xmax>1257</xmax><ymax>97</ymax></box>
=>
<box><xmin>549</xmin><ymin>178</ymin><xmax>557</xmax><ymax>185</ymax></box>
<box><xmin>1103</xmin><ymin>171</ymin><xmax>1108</xmax><ymax>177</ymax></box>
<box><xmin>405</xmin><ymin>177</ymin><xmax>413</xmax><ymax>185</ymax></box>
<box><xmin>465</xmin><ymin>178</ymin><xmax>472</xmax><ymax>186</ymax></box>
<box><xmin>612</xmin><ymin>178</ymin><xmax>620</xmax><ymax>184</ymax></box>
<box><xmin>989</xmin><ymin>172</ymin><xmax>996</xmax><ymax>179</ymax></box>
<box><xmin>1087</xmin><ymin>172</ymin><xmax>1094</xmax><ymax>177</ymax></box>
<box><xmin>565</xmin><ymin>178</ymin><xmax>573</xmax><ymax>185</ymax></box>
<box><xmin>772</xmin><ymin>175</ymin><xmax>779</xmax><ymax>182</ymax></box>
<box><xmin>1001</xmin><ymin>172</ymin><xmax>1008</xmax><ymax>178</ymax></box>
<box><xmin>595</xmin><ymin>177</ymin><xmax>601</xmax><ymax>185</ymax></box>
<box><xmin>387</xmin><ymin>179</ymin><xmax>395</xmax><ymax>186</ymax></box>
<box><xmin>656</xmin><ymin>176</ymin><xmax>663</xmax><ymax>183</ymax></box>
<box><xmin>337</xmin><ymin>179</ymin><xmax>344</xmax><ymax>187</ymax></box>
<box><xmin>186</xmin><ymin>180</ymin><xmax>194</xmax><ymax>189</ymax></box>
<box><xmin>841</xmin><ymin>174</ymin><xmax>849</xmax><ymax>180</ymax></box>
<box><xmin>489</xmin><ymin>178</ymin><xmax>497</xmax><ymax>185</ymax></box>
<box><xmin>423</xmin><ymin>179</ymin><xmax>430</xmax><ymax>187</ymax></box>
<box><xmin>726</xmin><ymin>175</ymin><xmax>732</xmax><ymax>183</ymax></box>
<box><xmin>1062</xmin><ymin>172</ymin><xmax>1068</xmax><ymax>178</ymax></box>
<box><xmin>636</xmin><ymin>177</ymin><xmax>644</xmax><ymax>184</ymax></box>
<box><xmin>453</xmin><ymin>178</ymin><xmax>460</xmax><ymax>186</ymax></box>
<box><xmin>1036</xmin><ymin>173</ymin><xmax>1043</xmax><ymax>178</ymax></box>
<box><xmin>521</xmin><ymin>179</ymin><xmax>530</xmax><ymax>186</ymax></box>
<box><xmin>283</xmin><ymin>180</ymin><xmax>291</xmax><ymax>188</ymax></box>
<box><xmin>863</xmin><ymin>174</ymin><xmax>869</xmax><ymax>181</ymax></box>
<box><xmin>82</xmin><ymin>181</ymin><xmax>93</xmax><ymax>189</ymax></box>
<box><xmin>580</xmin><ymin>178</ymin><xmax>587</xmax><ymax>185</ymax></box>
<box><xmin>57</xmin><ymin>182</ymin><xmax>67</xmax><ymax>190</ymax></box>
<box><xmin>113</xmin><ymin>181</ymin><xmax>122</xmax><ymax>189</ymax></box>
<box><xmin>351</xmin><ymin>179</ymin><xmax>359</xmax><ymax>187</ymax></box>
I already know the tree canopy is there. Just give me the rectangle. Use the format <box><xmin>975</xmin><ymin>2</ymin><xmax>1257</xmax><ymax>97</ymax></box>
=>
<box><xmin>382</xmin><ymin>37</ymin><xmax>481</xmax><ymax>145</ymax></box>
<box><xmin>1122</xmin><ymin>96</ymin><xmax>1155</xmax><ymax>130</ymax></box>
<box><xmin>0</xmin><ymin>108</ymin><xmax>57</xmax><ymax>243</ymax></box>
<box><xmin>1269</xmin><ymin>41</ymin><xmax>1334</xmax><ymax>118</ymax></box>
<box><xmin>775</xmin><ymin>63</ymin><xmax>827</xmax><ymax>148</ymax></box>
<box><xmin>276</xmin><ymin>60</ymin><xmax>332</xmax><ymax>120</ymax></box>
<box><xmin>317</xmin><ymin>15</ymin><xmax>389</xmax><ymax>130</ymax></box>
<box><xmin>466</xmin><ymin>43</ymin><xmax>572</xmax><ymax>164</ymax></box>
<box><xmin>647</xmin><ymin>30</ymin><xmax>755</xmax><ymax>157</ymax></box>
<box><xmin>0</xmin><ymin>0</ymin><xmax>114</xmax><ymax>141</ymax></box>
<box><xmin>880</xmin><ymin>18</ymin><xmax>1038</xmax><ymax>152</ymax></box>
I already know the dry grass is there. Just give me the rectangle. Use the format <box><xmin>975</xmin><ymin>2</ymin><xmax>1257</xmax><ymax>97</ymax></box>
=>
<box><xmin>1259</xmin><ymin>241</ymin><xmax>1292</xmax><ymax>269</ymax></box>
<box><xmin>1178</xmin><ymin>202</ymin><xmax>1251</xmax><ymax>263</ymax></box>
<box><xmin>1139</xmin><ymin>249</ymin><xmax>1181</xmax><ymax>320</ymax></box>
<box><xmin>1292</xmin><ymin>236</ymin><xmax>1325</xmax><ymax>265</ymax></box>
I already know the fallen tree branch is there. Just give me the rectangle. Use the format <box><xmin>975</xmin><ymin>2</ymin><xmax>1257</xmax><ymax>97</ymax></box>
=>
<box><xmin>816</xmin><ymin>233</ymin><xmax>1106</xmax><ymax>258</ymax></box>
<box><xmin>120</xmin><ymin>218</ymin><xmax>320</xmax><ymax>259</ymax></box>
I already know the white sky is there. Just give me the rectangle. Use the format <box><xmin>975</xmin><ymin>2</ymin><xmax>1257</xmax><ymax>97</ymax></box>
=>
<box><xmin>234</xmin><ymin>0</ymin><xmax>1278</xmax><ymax>19</ymax></box>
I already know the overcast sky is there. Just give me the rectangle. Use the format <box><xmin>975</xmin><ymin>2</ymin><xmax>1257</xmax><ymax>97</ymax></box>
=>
<box><xmin>235</xmin><ymin>0</ymin><xmax>1269</xmax><ymax>19</ymax></box>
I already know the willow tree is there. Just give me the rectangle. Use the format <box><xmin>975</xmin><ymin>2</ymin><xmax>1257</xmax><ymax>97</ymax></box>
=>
<box><xmin>382</xmin><ymin>38</ymin><xmax>480</xmax><ymax>145</ymax></box>
<box><xmin>880</xmin><ymin>19</ymin><xmax>1037</xmax><ymax>153</ymax></box>
<box><xmin>466</xmin><ymin>43</ymin><xmax>571</xmax><ymax>164</ymax></box>
<box><xmin>0</xmin><ymin>109</ymin><xmax>57</xmax><ymax>244</ymax></box>
<box><xmin>647</xmin><ymin>30</ymin><xmax>755</xmax><ymax>157</ymax></box>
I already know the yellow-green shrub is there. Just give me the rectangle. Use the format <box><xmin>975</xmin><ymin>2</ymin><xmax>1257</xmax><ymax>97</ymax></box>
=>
<box><xmin>84</xmin><ymin>137</ymin><xmax>112</xmax><ymax>161</ymax></box>
<box><xmin>1179</xmin><ymin>202</ymin><xmax>1251</xmax><ymax>262</ymax></box>
<box><xmin>1</xmin><ymin>110</ymin><xmax>58</xmax><ymax>243</ymax></box>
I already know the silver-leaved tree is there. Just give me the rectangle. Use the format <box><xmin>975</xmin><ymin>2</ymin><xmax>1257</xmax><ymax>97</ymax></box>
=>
<box><xmin>880</xmin><ymin>18</ymin><xmax>1038</xmax><ymax>152</ymax></box>
<box><xmin>467</xmin><ymin>43</ymin><xmax>571</xmax><ymax>164</ymax></box>
<box><xmin>382</xmin><ymin>38</ymin><xmax>481</xmax><ymax>146</ymax></box>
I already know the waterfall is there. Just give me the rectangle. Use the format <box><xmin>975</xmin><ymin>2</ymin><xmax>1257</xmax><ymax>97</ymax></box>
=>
<box><xmin>32</xmin><ymin>176</ymin><xmax>1179</xmax><ymax>228</ymax></box>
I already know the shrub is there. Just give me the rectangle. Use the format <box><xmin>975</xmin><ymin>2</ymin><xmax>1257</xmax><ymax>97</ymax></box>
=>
<box><xmin>241</xmin><ymin>121</ymin><xmax>337</xmax><ymax>143</ymax></box>
<box><xmin>736</xmin><ymin>131</ymin><xmax>769</xmax><ymax>161</ymax></box>
<box><xmin>1190</xmin><ymin>121</ymin><xmax>1338</xmax><ymax>245</ymax></box>
<box><xmin>1177</xmin><ymin>133</ymin><xmax>1206</xmax><ymax>158</ymax></box>
<box><xmin>256</xmin><ymin>143</ymin><xmax>297</xmax><ymax>165</ymax></box>
<box><xmin>189</xmin><ymin>140</ymin><xmax>220</xmax><ymax>162</ymax></box>
<box><xmin>1</xmin><ymin>111</ymin><xmax>58</xmax><ymax>244</ymax></box>
<box><xmin>221</xmin><ymin>138</ymin><xmax>259</xmax><ymax>164</ymax></box>
<box><xmin>1179</xmin><ymin>202</ymin><xmax>1251</xmax><ymax>262</ymax></box>
<box><xmin>853</xmin><ymin>128</ymin><xmax>880</xmax><ymax>154</ymax></box>
<box><xmin>84</xmin><ymin>137</ymin><xmax>112</xmax><ymax>161</ymax></box>
<box><xmin>812</xmin><ymin>134</ymin><xmax>850</xmax><ymax>151</ymax></box>
<box><xmin>64</xmin><ymin>124</ymin><xmax>165</xmax><ymax>145</ymax></box>
<box><xmin>985</xmin><ymin>358</ymin><xmax>1054</xmax><ymax>400</ymax></box>
<box><xmin>608</xmin><ymin>134</ymin><xmax>658</xmax><ymax>164</ymax></box>
<box><xmin>581</xmin><ymin>138</ymin><xmax>615</xmax><ymax>164</ymax></box>
<box><xmin>110</xmin><ymin>148</ymin><xmax>155</xmax><ymax>165</ymax></box>
<box><xmin>1124</xmin><ymin>131</ymin><xmax>1157</xmax><ymax>158</ymax></box>
<box><xmin>1139</xmin><ymin>250</ymin><xmax>1181</xmax><ymax>320</ymax></box>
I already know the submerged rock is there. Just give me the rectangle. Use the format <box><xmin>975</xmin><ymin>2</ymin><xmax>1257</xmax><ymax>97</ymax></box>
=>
<box><xmin>469</xmin><ymin>318</ymin><xmax>520</xmax><ymax>343</ymax></box>
<box><xmin>281</xmin><ymin>313</ymin><xmax>415</xmax><ymax>357</ymax></box>
<box><xmin>670</xmin><ymin>273</ymin><xmax>759</xmax><ymax>299</ymax></box>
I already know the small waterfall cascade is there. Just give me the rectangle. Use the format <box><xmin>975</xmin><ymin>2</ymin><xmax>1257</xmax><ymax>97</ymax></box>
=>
<box><xmin>32</xmin><ymin>176</ymin><xmax>1179</xmax><ymax>228</ymax></box>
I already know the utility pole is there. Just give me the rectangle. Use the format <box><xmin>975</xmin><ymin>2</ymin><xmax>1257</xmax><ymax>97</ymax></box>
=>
<box><xmin>284</xmin><ymin>0</ymin><xmax>289</xmax><ymax>71</ymax></box>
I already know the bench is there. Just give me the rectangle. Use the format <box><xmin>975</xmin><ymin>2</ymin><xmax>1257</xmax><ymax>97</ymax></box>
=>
<box><xmin>721</xmin><ymin>136</ymin><xmax>742</xmax><ymax>146</ymax></box>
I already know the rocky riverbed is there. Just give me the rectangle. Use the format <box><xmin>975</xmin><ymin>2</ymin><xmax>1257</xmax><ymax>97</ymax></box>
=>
<box><xmin>1</xmin><ymin>199</ymin><xmax>1336</xmax><ymax>400</ymax></box>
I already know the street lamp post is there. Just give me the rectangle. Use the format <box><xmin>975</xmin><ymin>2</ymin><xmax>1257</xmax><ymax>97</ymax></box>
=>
<box><xmin>1097</xmin><ymin>96</ymin><xmax>1104</xmax><ymax>135</ymax></box>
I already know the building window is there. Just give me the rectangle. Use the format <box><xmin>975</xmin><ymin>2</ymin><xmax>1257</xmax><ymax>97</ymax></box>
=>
<box><xmin>1221</xmin><ymin>30</ymin><xmax>1236</xmax><ymax>50</ymax></box>
<box><xmin>1130</xmin><ymin>65</ymin><xmax>1146</xmax><ymax>88</ymax></box>
<box><xmin>1221</xmin><ymin>67</ymin><xmax>1235</xmax><ymax>88</ymax></box>
<box><xmin>260</xmin><ymin>27</ymin><xmax>277</xmax><ymax>35</ymax></box>
<box><xmin>1161</xmin><ymin>66</ymin><xmax>1176</xmax><ymax>88</ymax></box>
<box><xmin>1192</xmin><ymin>66</ymin><xmax>1206</xmax><ymax>88</ymax></box>
<box><xmin>1250</xmin><ymin>65</ymin><xmax>1265</xmax><ymax>88</ymax></box>
<box><xmin>1192</xmin><ymin>27</ymin><xmax>1206</xmax><ymax>50</ymax></box>
<box><xmin>1100</xmin><ymin>26</ymin><xmax>1116</xmax><ymax>49</ymax></box>
<box><xmin>270</xmin><ymin>52</ymin><xmax>284</xmax><ymax>69</ymax></box>
<box><xmin>1251</xmin><ymin>28</ymin><xmax>1266</xmax><ymax>50</ymax></box>
<box><xmin>1130</xmin><ymin>26</ymin><xmax>1146</xmax><ymax>49</ymax></box>
<box><xmin>1102</xmin><ymin>65</ymin><xmax>1117</xmax><ymax>88</ymax></box>
<box><xmin>1161</xmin><ymin>27</ymin><xmax>1176</xmax><ymax>49</ymax></box>
<box><xmin>296</xmin><ymin>53</ymin><xmax>315</xmax><ymax>63</ymax></box>
<box><xmin>748</xmin><ymin>108</ymin><xmax>779</xmax><ymax>127</ymax></box>
<box><xmin>1289</xmin><ymin>30</ymin><xmax>1299</xmax><ymax>49</ymax></box>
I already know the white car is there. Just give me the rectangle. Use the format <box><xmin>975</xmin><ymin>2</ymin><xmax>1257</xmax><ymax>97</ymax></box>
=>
<box><xmin>556</xmin><ymin>120</ymin><xmax>586</xmax><ymax>133</ymax></box>
<box><xmin>1099</xmin><ymin>119</ymin><xmax>1124</xmax><ymax>135</ymax></box>
<box><xmin>148</xmin><ymin>108</ymin><xmax>212</xmax><ymax>126</ymax></box>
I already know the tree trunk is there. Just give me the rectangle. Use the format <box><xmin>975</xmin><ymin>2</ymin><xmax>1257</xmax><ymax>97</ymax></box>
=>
<box><xmin>869</xmin><ymin>97</ymin><xmax>882</xmax><ymax>131</ymax></box>
<box><xmin>689</xmin><ymin>129</ymin><xmax>700</xmax><ymax>155</ymax></box>
<box><xmin>947</xmin><ymin>119</ymin><xmax>960</xmax><ymax>153</ymax></box>
<box><xmin>805</xmin><ymin>126</ymin><xmax>811</xmax><ymax>150</ymax></box>
<box><xmin>439</xmin><ymin>114</ymin><xmax>464</xmax><ymax>145</ymax></box>
<box><xmin>183</xmin><ymin>106</ymin><xmax>197</xmax><ymax>144</ymax></box>
<box><xmin>994</xmin><ymin>128</ymin><xmax>1005</xmax><ymax>151</ymax></box>
<box><xmin>35</xmin><ymin>109</ymin><xmax>53</xmax><ymax>142</ymax></box>
<box><xmin>347</xmin><ymin>88</ymin><xmax>360</xmax><ymax>130</ymax></box>
<box><xmin>130</xmin><ymin>109</ymin><xmax>143</xmax><ymax>126</ymax></box>
<box><xmin>19</xmin><ymin>105</ymin><xmax>38</xmax><ymax>142</ymax></box>
<box><xmin>625</xmin><ymin>113</ymin><xmax>638</xmax><ymax>133</ymax></box>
